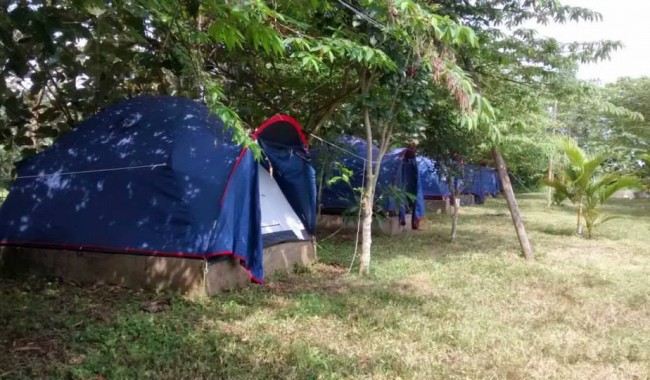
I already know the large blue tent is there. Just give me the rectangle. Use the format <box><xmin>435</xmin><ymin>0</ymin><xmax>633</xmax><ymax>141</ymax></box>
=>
<box><xmin>313</xmin><ymin>136</ymin><xmax>425</xmax><ymax>227</ymax></box>
<box><xmin>417</xmin><ymin>156</ymin><xmax>451</xmax><ymax>199</ymax></box>
<box><xmin>0</xmin><ymin>96</ymin><xmax>316</xmax><ymax>283</ymax></box>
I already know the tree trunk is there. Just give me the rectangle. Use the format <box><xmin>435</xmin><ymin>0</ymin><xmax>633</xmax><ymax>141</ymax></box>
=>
<box><xmin>547</xmin><ymin>100</ymin><xmax>558</xmax><ymax>208</ymax></box>
<box><xmin>447</xmin><ymin>172</ymin><xmax>460</xmax><ymax>242</ymax></box>
<box><xmin>358</xmin><ymin>105</ymin><xmax>376</xmax><ymax>275</ymax></box>
<box><xmin>451</xmin><ymin>197</ymin><xmax>459</xmax><ymax>242</ymax></box>
<box><xmin>358</xmin><ymin>191</ymin><xmax>374</xmax><ymax>275</ymax></box>
<box><xmin>357</xmin><ymin>70</ymin><xmax>397</xmax><ymax>275</ymax></box>
<box><xmin>316</xmin><ymin>161</ymin><xmax>326</xmax><ymax>219</ymax></box>
<box><xmin>546</xmin><ymin>157</ymin><xmax>554</xmax><ymax>207</ymax></box>
<box><xmin>577</xmin><ymin>199</ymin><xmax>584</xmax><ymax>235</ymax></box>
<box><xmin>492</xmin><ymin>147</ymin><xmax>534</xmax><ymax>261</ymax></box>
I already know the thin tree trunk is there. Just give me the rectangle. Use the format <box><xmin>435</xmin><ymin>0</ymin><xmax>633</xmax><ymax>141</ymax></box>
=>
<box><xmin>492</xmin><ymin>147</ymin><xmax>534</xmax><ymax>261</ymax></box>
<box><xmin>358</xmin><ymin>105</ymin><xmax>375</xmax><ymax>275</ymax></box>
<box><xmin>547</xmin><ymin>100</ymin><xmax>558</xmax><ymax>208</ymax></box>
<box><xmin>546</xmin><ymin>157</ymin><xmax>554</xmax><ymax>207</ymax></box>
<box><xmin>451</xmin><ymin>197</ymin><xmax>459</xmax><ymax>242</ymax></box>
<box><xmin>357</xmin><ymin>68</ymin><xmax>399</xmax><ymax>275</ymax></box>
<box><xmin>577</xmin><ymin>199</ymin><xmax>584</xmax><ymax>235</ymax></box>
<box><xmin>316</xmin><ymin>161</ymin><xmax>326</xmax><ymax>219</ymax></box>
<box><xmin>358</xmin><ymin>191</ymin><xmax>374</xmax><ymax>275</ymax></box>
<box><xmin>447</xmin><ymin>172</ymin><xmax>460</xmax><ymax>242</ymax></box>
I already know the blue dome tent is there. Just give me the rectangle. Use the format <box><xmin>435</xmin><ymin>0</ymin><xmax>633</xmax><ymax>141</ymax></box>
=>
<box><xmin>0</xmin><ymin>96</ymin><xmax>316</xmax><ymax>295</ymax></box>
<box><xmin>314</xmin><ymin>136</ymin><xmax>425</xmax><ymax>230</ymax></box>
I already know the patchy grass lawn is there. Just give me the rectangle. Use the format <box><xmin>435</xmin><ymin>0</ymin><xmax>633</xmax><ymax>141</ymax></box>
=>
<box><xmin>1</xmin><ymin>194</ymin><xmax>649</xmax><ymax>379</ymax></box>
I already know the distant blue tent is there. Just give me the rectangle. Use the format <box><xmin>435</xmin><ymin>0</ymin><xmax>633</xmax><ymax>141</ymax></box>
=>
<box><xmin>496</xmin><ymin>170</ymin><xmax>503</xmax><ymax>193</ymax></box>
<box><xmin>479</xmin><ymin>166</ymin><xmax>500</xmax><ymax>196</ymax></box>
<box><xmin>417</xmin><ymin>156</ymin><xmax>451</xmax><ymax>199</ymax></box>
<box><xmin>456</xmin><ymin>164</ymin><xmax>477</xmax><ymax>195</ymax></box>
<box><xmin>314</xmin><ymin>136</ymin><xmax>425</xmax><ymax>227</ymax></box>
<box><xmin>0</xmin><ymin>96</ymin><xmax>316</xmax><ymax>283</ymax></box>
<box><xmin>455</xmin><ymin>164</ymin><xmax>501</xmax><ymax>204</ymax></box>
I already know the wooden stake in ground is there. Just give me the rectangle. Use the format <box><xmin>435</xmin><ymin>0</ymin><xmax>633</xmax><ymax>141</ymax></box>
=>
<box><xmin>492</xmin><ymin>147</ymin><xmax>534</xmax><ymax>261</ymax></box>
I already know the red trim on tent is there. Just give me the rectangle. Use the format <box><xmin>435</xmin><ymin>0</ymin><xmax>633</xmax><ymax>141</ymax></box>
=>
<box><xmin>223</xmin><ymin>114</ymin><xmax>307</xmax><ymax>209</ymax></box>
<box><xmin>0</xmin><ymin>240</ymin><xmax>210</xmax><ymax>258</ymax></box>
<box><xmin>0</xmin><ymin>240</ymin><xmax>264</xmax><ymax>284</ymax></box>
<box><xmin>252</xmin><ymin>114</ymin><xmax>308</xmax><ymax>147</ymax></box>
<box><xmin>220</xmin><ymin>147</ymin><xmax>249</xmax><ymax>207</ymax></box>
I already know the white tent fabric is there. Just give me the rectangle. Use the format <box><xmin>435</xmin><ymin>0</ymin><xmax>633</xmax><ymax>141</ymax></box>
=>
<box><xmin>258</xmin><ymin>164</ymin><xmax>306</xmax><ymax>239</ymax></box>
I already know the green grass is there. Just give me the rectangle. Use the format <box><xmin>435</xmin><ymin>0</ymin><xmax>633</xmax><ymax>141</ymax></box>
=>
<box><xmin>1</xmin><ymin>194</ymin><xmax>650</xmax><ymax>379</ymax></box>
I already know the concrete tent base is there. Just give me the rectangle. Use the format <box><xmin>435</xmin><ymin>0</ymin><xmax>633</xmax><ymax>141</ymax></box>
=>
<box><xmin>317</xmin><ymin>214</ymin><xmax>416</xmax><ymax>236</ymax></box>
<box><xmin>459</xmin><ymin>194</ymin><xmax>475</xmax><ymax>206</ymax></box>
<box><xmin>0</xmin><ymin>241</ymin><xmax>316</xmax><ymax>297</ymax></box>
<box><xmin>425</xmin><ymin>198</ymin><xmax>451</xmax><ymax>214</ymax></box>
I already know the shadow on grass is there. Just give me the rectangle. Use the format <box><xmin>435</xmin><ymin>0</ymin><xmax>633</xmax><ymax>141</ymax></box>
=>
<box><xmin>535</xmin><ymin>225</ymin><xmax>576</xmax><ymax>237</ymax></box>
<box><xmin>68</xmin><ymin>312</ymin><xmax>378</xmax><ymax>379</ymax></box>
<box><xmin>317</xmin><ymin>215</ymin><xmax>522</xmax><ymax>276</ymax></box>
<box><xmin>0</xmin><ymin>268</ymin><xmax>444</xmax><ymax>379</ymax></box>
<box><xmin>0</xmin><ymin>278</ymin><xmax>155</xmax><ymax>378</ymax></box>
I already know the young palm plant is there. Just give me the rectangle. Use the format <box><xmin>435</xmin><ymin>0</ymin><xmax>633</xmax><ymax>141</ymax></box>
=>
<box><xmin>546</xmin><ymin>138</ymin><xmax>640</xmax><ymax>238</ymax></box>
<box><xmin>582</xmin><ymin>173</ymin><xmax>640</xmax><ymax>237</ymax></box>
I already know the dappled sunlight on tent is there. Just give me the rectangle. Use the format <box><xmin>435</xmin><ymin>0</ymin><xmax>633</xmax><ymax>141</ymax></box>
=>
<box><xmin>0</xmin><ymin>96</ymin><xmax>317</xmax><ymax>293</ymax></box>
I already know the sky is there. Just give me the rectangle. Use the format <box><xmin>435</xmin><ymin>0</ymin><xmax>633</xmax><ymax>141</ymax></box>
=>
<box><xmin>530</xmin><ymin>0</ymin><xmax>650</xmax><ymax>83</ymax></box>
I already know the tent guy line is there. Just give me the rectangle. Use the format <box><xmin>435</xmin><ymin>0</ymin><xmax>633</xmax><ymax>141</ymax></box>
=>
<box><xmin>309</xmin><ymin>133</ymin><xmax>381</xmax><ymax>164</ymax></box>
<box><xmin>2</xmin><ymin>132</ymin><xmax>437</xmax><ymax>182</ymax></box>
<box><xmin>0</xmin><ymin>131</ymin><xmax>372</xmax><ymax>182</ymax></box>
<box><xmin>3</xmin><ymin>163</ymin><xmax>167</xmax><ymax>180</ymax></box>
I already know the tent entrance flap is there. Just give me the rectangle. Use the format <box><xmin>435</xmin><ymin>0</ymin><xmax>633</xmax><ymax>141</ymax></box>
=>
<box><xmin>258</xmin><ymin>164</ymin><xmax>308</xmax><ymax>246</ymax></box>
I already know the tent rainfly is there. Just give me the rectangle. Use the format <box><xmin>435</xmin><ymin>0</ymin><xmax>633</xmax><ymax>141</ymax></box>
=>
<box><xmin>0</xmin><ymin>96</ymin><xmax>317</xmax><ymax>295</ymax></box>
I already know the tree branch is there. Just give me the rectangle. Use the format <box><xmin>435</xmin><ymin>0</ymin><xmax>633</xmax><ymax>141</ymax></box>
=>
<box><xmin>308</xmin><ymin>81</ymin><xmax>361</xmax><ymax>136</ymax></box>
<box><xmin>32</xmin><ymin>59</ymin><xmax>75</xmax><ymax>125</ymax></box>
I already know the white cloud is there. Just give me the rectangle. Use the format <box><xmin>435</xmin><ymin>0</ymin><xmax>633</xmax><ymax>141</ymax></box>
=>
<box><xmin>529</xmin><ymin>0</ymin><xmax>650</xmax><ymax>83</ymax></box>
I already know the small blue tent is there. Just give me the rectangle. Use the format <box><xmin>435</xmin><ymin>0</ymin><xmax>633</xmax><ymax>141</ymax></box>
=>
<box><xmin>457</xmin><ymin>164</ymin><xmax>477</xmax><ymax>195</ymax></box>
<box><xmin>495</xmin><ymin>170</ymin><xmax>503</xmax><ymax>194</ymax></box>
<box><xmin>417</xmin><ymin>156</ymin><xmax>451</xmax><ymax>199</ymax></box>
<box><xmin>479</xmin><ymin>166</ymin><xmax>501</xmax><ymax>197</ymax></box>
<box><xmin>0</xmin><ymin>96</ymin><xmax>316</xmax><ymax>283</ymax></box>
<box><xmin>456</xmin><ymin>164</ymin><xmax>501</xmax><ymax>204</ymax></box>
<box><xmin>314</xmin><ymin>136</ymin><xmax>425</xmax><ymax>227</ymax></box>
